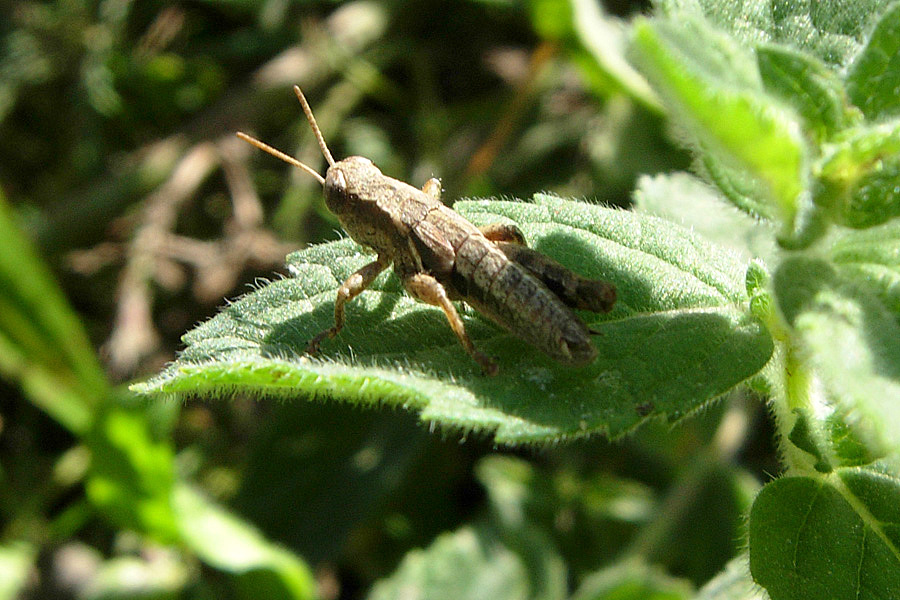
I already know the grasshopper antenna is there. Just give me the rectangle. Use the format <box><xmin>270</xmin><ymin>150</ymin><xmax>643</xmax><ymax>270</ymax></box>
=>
<box><xmin>236</xmin><ymin>85</ymin><xmax>337</xmax><ymax>186</ymax></box>
<box><xmin>293</xmin><ymin>85</ymin><xmax>335</xmax><ymax>167</ymax></box>
<box><xmin>236</xmin><ymin>132</ymin><xmax>325</xmax><ymax>186</ymax></box>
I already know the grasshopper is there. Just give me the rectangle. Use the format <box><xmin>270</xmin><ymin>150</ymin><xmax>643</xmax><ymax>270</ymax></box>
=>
<box><xmin>238</xmin><ymin>86</ymin><xmax>616</xmax><ymax>375</ymax></box>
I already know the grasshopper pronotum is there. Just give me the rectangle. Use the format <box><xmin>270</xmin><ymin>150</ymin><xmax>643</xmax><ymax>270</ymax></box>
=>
<box><xmin>238</xmin><ymin>86</ymin><xmax>616</xmax><ymax>375</ymax></box>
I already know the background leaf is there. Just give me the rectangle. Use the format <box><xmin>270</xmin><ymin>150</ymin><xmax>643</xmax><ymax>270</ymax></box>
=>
<box><xmin>659</xmin><ymin>0</ymin><xmax>893</xmax><ymax>66</ymax></box>
<box><xmin>174</xmin><ymin>485</ymin><xmax>317</xmax><ymax>600</ymax></box>
<box><xmin>366</xmin><ymin>522</ymin><xmax>565</xmax><ymax>600</ymax></box>
<box><xmin>630</xmin><ymin>17</ymin><xmax>808</xmax><ymax>228</ymax></box>
<box><xmin>845</xmin><ymin>2</ymin><xmax>900</xmax><ymax>121</ymax></box>
<box><xmin>749</xmin><ymin>471</ymin><xmax>900</xmax><ymax>600</ymax></box>
<box><xmin>774</xmin><ymin>256</ymin><xmax>900</xmax><ymax>456</ymax></box>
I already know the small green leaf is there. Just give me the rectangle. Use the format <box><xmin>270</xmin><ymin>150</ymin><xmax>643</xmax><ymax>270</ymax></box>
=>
<box><xmin>173</xmin><ymin>484</ymin><xmax>317</xmax><ymax>600</ymax></box>
<box><xmin>816</xmin><ymin>120</ymin><xmax>900</xmax><ymax>229</ymax></box>
<box><xmin>757</xmin><ymin>44</ymin><xmax>855</xmax><ymax>140</ymax></box>
<box><xmin>831</xmin><ymin>219</ymin><xmax>900</xmax><ymax>318</ymax></box>
<box><xmin>631</xmin><ymin>18</ymin><xmax>809</xmax><ymax>228</ymax></box>
<box><xmin>749</xmin><ymin>473</ymin><xmax>900</xmax><ymax>600</ymax></box>
<box><xmin>845</xmin><ymin>1</ymin><xmax>900</xmax><ymax>121</ymax></box>
<box><xmin>134</xmin><ymin>196</ymin><xmax>772</xmax><ymax>444</ymax></box>
<box><xmin>85</xmin><ymin>398</ymin><xmax>179</xmax><ymax>543</ymax></box>
<box><xmin>570</xmin><ymin>559</ymin><xmax>693</xmax><ymax>600</ymax></box>
<box><xmin>366</xmin><ymin>523</ymin><xmax>565</xmax><ymax>600</ymax></box>
<box><xmin>774</xmin><ymin>256</ymin><xmax>900</xmax><ymax>456</ymax></box>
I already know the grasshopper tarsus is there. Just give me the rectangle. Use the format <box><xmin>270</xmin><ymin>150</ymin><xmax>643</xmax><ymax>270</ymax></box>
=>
<box><xmin>240</xmin><ymin>86</ymin><xmax>617</xmax><ymax>373</ymax></box>
<box><xmin>305</xmin><ymin>328</ymin><xmax>337</xmax><ymax>355</ymax></box>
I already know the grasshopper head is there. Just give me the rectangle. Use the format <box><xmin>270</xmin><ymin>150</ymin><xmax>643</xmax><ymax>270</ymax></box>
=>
<box><xmin>323</xmin><ymin>156</ymin><xmax>383</xmax><ymax>215</ymax></box>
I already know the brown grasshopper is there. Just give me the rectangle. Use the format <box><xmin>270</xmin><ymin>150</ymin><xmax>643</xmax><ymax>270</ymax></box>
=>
<box><xmin>238</xmin><ymin>86</ymin><xmax>616</xmax><ymax>375</ymax></box>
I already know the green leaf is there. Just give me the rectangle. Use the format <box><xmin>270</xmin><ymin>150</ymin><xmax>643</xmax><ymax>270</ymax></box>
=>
<box><xmin>571</xmin><ymin>559</ymin><xmax>693</xmax><ymax>600</ymax></box>
<box><xmin>0</xmin><ymin>190</ymin><xmax>107</xmax><ymax>434</ymax></box>
<box><xmin>134</xmin><ymin>195</ymin><xmax>772</xmax><ymax>444</ymax></box>
<box><xmin>831</xmin><ymin>219</ymin><xmax>900</xmax><ymax>318</ymax></box>
<box><xmin>788</xmin><ymin>406</ymin><xmax>878</xmax><ymax>473</ymax></box>
<box><xmin>694</xmin><ymin>555</ymin><xmax>768</xmax><ymax>600</ymax></box>
<box><xmin>757</xmin><ymin>44</ymin><xmax>855</xmax><ymax>141</ymax></box>
<box><xmin>774</xmin><ymin>256</ymin><xmax>900</xmax><ymax>456</ymax></box>
<box><xmin>173</xmin><ymin>484</ymin><xmax>317</xmax><ymax>600</ymax></box>
<box><xmin>85</xmin><ymin>397</ymin><xmax>179</xmax><ymax>543</ymax></box>
<box><xmin>845</xmin><ymin>1</ymin><xmax>900</xmax><ymax>121</ymax></box>
<box><xmin>0</xmin><ymin>542</ymin><xmax>35</xmax><ymax>600</ymax></box>
<box><xmin>816</xmin><ymin>120</ymin><xmax>900</xmax><ymax>229</ymax></box>
<box><xmin>633</xmin><ymin>172</ymin><xmax>776</xmax><ymax>262</ymax></box>
<box><xmin>366</xmin><ymin>523</ymin><xmax>565</xmax><ymax>600</ymax></box>
<box><xmin>630</xmin><ymin>18</ymin><xmax>808</xmax><ymax>228</ymax></box>
<box><xmin>662</xmin><ymin>0</ymin><xmax>891</xmax><ymax>67</ymax></box>
<box><xmin>567</xmin><ymin>0</ymin><xmax>662</xmax><ymax>111</ymax></box>
<box><xmin>749</xmin><ymin>472</ymin><xmax>900</xmax><ymax>600</ymax></box>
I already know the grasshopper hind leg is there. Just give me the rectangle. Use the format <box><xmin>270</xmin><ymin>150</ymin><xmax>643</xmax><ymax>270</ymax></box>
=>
<box><xmin>402</xmin><ymin>272</ymin><xmax>499</xmax><ymax>376</ymax></box>
<box><xmin>495</xmin><ymin>242</ymin><xmax>616</xmax><ymax>314</ymax></box>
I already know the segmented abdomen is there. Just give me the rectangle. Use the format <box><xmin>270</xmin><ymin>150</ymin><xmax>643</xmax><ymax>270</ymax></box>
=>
<box><xmin>451</xmin><ymin>232</ymin><xmax>596</xmax><ymax>366</ymax></box>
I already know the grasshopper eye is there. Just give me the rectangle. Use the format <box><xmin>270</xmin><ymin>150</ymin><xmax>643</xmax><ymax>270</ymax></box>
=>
<box><xmin>326</xmin><ymin>169</ymin><xmax>348</xmax><ymax>195</ymax></box>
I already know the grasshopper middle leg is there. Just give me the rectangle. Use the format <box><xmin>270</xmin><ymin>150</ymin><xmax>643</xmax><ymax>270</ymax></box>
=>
<box><xmin>307</xmin><ymin>257</ymin><xmax>389</xmax><ymax>354</ymax></box>
<box><xmin>403</xmin><ymin>272</ymin><xmax>499</xmax><ymax>376</ymax></box>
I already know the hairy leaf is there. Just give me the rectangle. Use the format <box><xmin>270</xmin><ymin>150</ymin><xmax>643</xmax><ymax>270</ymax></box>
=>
<box><xmin>749</xmin><ymin>470</ymin><xmax>900</xmax><ymax>600</ymax></box>
<box><xmin>134</xmin><ymin>196</ymin><xmax>772</xmax><ymax>444</ymax></box>
<box><xmin>660</xmin><ymin>0</ymin><xmax>892</xmax><ymax>66</ymax></box>
<box><xmin>831</xmin><ymin>219</ymin><xmax>900</xmax><ymax>319</ymax></box>
<box><xmin>774</xmin><ymin>257</ymin><xmax>900</xmax><ymax>457</ymax></box>
<box><xmin>757</xmin><ymin>44</ymin><xmax>856</xmax><ymax>140</ymax></box>
<box><xmin>631</xmin><ymin>18</ymin><xmax>808</xmax><ymax>228</ymax></box>
<box><xmin>845</xmin><ymin>1</ymin><xmax>900</xmax><ymax>121</ymax></box>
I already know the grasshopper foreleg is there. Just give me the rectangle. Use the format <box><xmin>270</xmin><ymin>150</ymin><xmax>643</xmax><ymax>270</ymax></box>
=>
<box><xmin>403</xmin><ymin>272</ymin><xmax>499</xmax><ymax>376</ymax></box>
<box><xmin>307</xmin><ymin>257</ymin><xmax>389</xmax><ymax>355</ymax></box>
